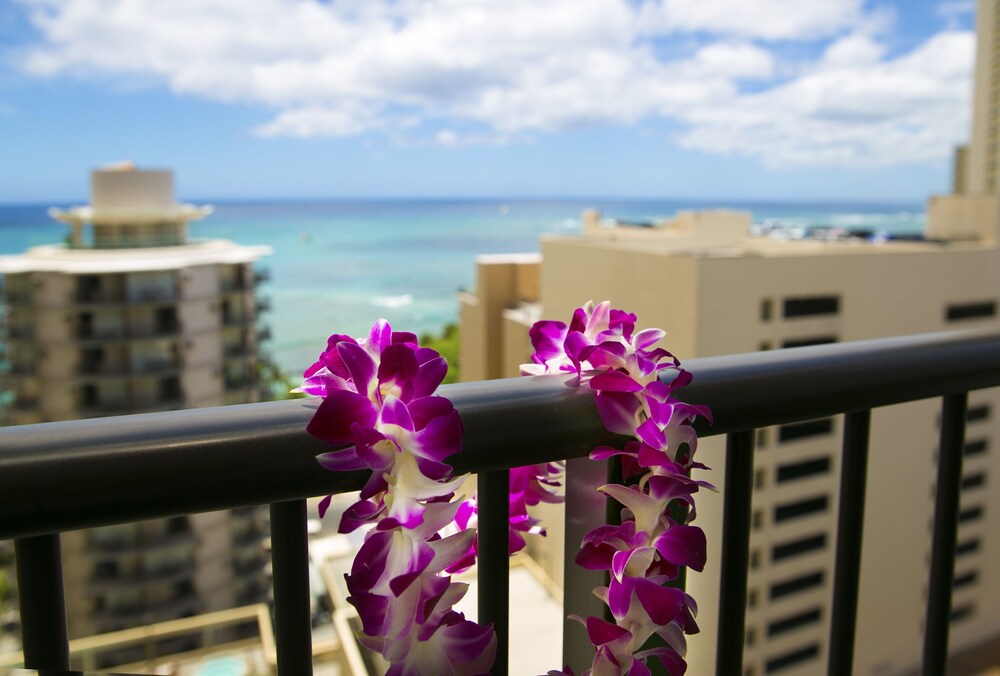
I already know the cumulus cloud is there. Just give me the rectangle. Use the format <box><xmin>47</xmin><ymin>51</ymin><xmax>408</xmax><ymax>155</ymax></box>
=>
<box><xmin>637</xmin><ymin>0</ymin><xmax>870</xmax><ymax>41</ymax></box>
<box><xmin>12</xmin><ymin>0</ymin><xmax>975</xmax><ymax>166</ymax></box>
<box><xmin>677</xmin><ymin>31</ymin><xmax>973</xmax><ymax>166</ymax></box>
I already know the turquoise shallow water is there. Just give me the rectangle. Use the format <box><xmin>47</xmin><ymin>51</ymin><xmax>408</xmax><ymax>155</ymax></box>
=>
<box><xmin>0</xmin><ymin>198</ymin><xmax>925</xmax><ymax>376</ymax></box>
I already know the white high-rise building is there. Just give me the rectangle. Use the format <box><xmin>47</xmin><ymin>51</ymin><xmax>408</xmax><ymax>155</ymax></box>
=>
<box><xmin>1</xmin><ymin>164</ymin><xmax>272</xmax><ymax>424</ymax></box>
<box><xmin>0</xmin><ymin>165</ymin><xmax>273</xmax><ymax>658</ymax></box>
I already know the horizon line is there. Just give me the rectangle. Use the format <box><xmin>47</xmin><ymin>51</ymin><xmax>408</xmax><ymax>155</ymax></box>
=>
<box><xmin>0</xmin><ymin>194</ymin><xmax>930</xmax><ymax>208</ymax></box>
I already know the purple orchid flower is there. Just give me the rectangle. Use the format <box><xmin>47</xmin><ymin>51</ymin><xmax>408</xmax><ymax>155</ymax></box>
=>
<box><xmin>522</xmin><ymin>302</ymin><xmax>710</xmax><ymax>676</ymax></box>
<box><xmin>303</xmin><ymin>320</ymin><xmax>496</xmax><ymax>675</ymax></box>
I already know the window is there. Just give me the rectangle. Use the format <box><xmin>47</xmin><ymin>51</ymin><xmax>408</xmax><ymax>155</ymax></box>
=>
<box><xmin>956</xmin><ymin>538</ymin><xmax>981</xmax><ymax>557</ymax></box>
<box><xmin>961</xmin><ymin>473</ymin><xmax>986</xmax><ymax>490</ymax></box>
<box><xmin>756</xmin><ymin>429</ymin><xmax>769</xmax><ymax>447</ymax></box>
<box><xmin>953</xmin><ymin>571</ymin><xmax>979</xmax><ymax>589</ymax></box>
<box><xmin>768</xmin><ymin>608</ymin><xmax>822</xmax><ymax>637</ymax></box>
<box><xmin>945</xmin><ymin>301</ymin><xmax>996</xmax><ymax>322</ymax></box>
<box><xmin>783</xmin><ymin>296</ymin><xmax>839</xmax><ymax>318</ymax></box>
<box><xmin>755</xmin><ymin>469</ymin><xmax>767</xmax><ymax>489</ymax></box>
<box><xmin>958</xmin><ymin>506</ymin><xmax>984</xmax><ymax>524</ymax></box>
<box><xmin>777</xmin><ymin>457</ymin><xmax>831</xmax><ymax>483</ymax></box>
<box><xmin>765</xmin><ymin>644</ymin><xmax>820</xmax><ymax>673</ymax></box>
<box><xmin>774</xmin><ymin>496</ymin><xmax>828</xmax><ymax>523</ymax></box>
<box><xmin>967</xmin><ymin>405</ymin><xmax>990</xmax><ymax>422</ymax></box>
<box><xmin>782</xmin><ymin>336</ymin><xmax>838</xmax><ymax>349</ymax></box>
<box><xmin>772</xmin><ymin>534</ymin><xmax>827</xmax><ymax>561</ymax></box>
<box><xmin>770</xmin><ymin>571</ymin><xmax>824</xmax><ymax>600</ymax></box>
<box><xmin>753</xmin><ymin>510</ymin><xmax>765</xmax><ymax>530</ymax></box>
<box><xmin>779</xmin><ymin>418</ymin><xmax>833</xmax><ymax>442</ymax></box>
<box><xmin>761</xmin><ymin>298</ymin><xmax>774</xmax><ymax>321</ymax></box>
<box><xmin>950</xmin><ymin>604</ymin><xmax>975</xmax><ymax>622</ymax></box>
<box><xmin>965</xmin><ymin>439</ymin><xmax>988</xmax><ymax>457</ymax></box>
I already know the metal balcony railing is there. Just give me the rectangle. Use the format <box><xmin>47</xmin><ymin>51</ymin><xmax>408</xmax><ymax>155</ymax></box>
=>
<box><xmin>1</xmin><ymin>329</ymin><xmax>999</xmax><ymax>675</ymax></box>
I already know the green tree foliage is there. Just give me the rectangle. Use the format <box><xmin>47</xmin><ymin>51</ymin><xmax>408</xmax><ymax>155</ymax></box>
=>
<box><xmin>257</xmin><ymin>357</ymin><xmax>307</xmax><ymax>400</ymax></box>
<box><xmin>420</xmin><ymin>323</ymin><xmax>460</xmax><ymax>384</ymax></box>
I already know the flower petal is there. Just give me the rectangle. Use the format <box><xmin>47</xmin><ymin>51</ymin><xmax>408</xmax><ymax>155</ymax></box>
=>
<box><xmin>307</xmin><ymin>390</ymin><xmax>377</xmax><ymax>445</ymax></box>
<box><xmin>654</xmin><ymin>525</ymin><xmax>707</xmax><ymax>572</ymax></box>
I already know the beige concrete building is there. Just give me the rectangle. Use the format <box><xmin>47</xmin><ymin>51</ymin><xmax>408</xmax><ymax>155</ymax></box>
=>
<box><xmin>460</xmin><ymin>2</ymin><xmax>1000</xmax><ymax>672</ymax></box>
<box><xmin>943</xmin><ymin>0</ymin><xmax>1000</xmax><ymax>231</ymax></box>
<box><xmin>0</xmin><ymin>165</ymin><xmax>273</xmax><ymax>662</ymax></box>
<box><xmin>963</xmin><ymin>0</ymin><xmax>1000</xmax><ymax>195</ymax></box>
<box><xmin>459</xmin><ymin>206</ymin><xmax>1000</xmax><ymax>675</ymax></box>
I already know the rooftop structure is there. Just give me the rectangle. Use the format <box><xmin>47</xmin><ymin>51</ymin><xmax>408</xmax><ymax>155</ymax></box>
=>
<box><xmin>0</xmin><ymin>165</ymin><xmax>274</xmax><ymax>652</ymax></box>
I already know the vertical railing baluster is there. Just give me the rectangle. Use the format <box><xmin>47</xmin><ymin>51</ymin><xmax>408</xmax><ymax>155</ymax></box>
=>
<box><xmin>828</xmin><ymin>409</ymin><xmax>872</xmax><ymax>676</ymax></box>
<box><xmin>15</xmin><ymin>533</ymin><xmax>70</xmax><ymax>670</ymax></box>
<box><xmin>923</xmin><ymin>392</ymin><xmax>967</xmax><ymax>675</ymax></box>
<box><xmin>478</xmin><ymin>469</ymin><xmax>510</xmax><ymax>676</ymax></box>
<box><xmin>269</xmin><ymin>499</ymin><xmax>313</xmax><ymax>675</ymax></box>
<box><xmin>562</xmin><ymin>455</ymin><xmax>612</xmax><ymax>673</ymax></box>
<box><xmin>716</xmin><ymin>430</ymin><xmax>755</xmax><ymax>676</ymax></box>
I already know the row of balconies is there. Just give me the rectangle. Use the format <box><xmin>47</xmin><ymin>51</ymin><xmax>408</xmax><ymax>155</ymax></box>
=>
<box><xmin>91</xmin><ymin>585</ymin><xmax>199</xmax><ymax>627</ymax></box>
<box><xmin>86</xmin><ymin>518</ymin><xmax>194</xmax><ymax>555</ymax></box>
<box><xmin>218</xmin><ymin>265</ymin><xmax>271</xmax><ymax>293</ymax></box>
<box><xmin>75</xmin><ymin>286</ymin><xmax>178</xmax><ymax>305</ymax></box>
<box><xmin>4</xmin><ymin>357</ymin><xmax>184</xmax><ymax>381</ymax></box>
<box><xmin>3</xmin><ymin>310</ymin><xmax>265</xmax><ymax>342</ymax></box>
<box><xmin>2</xmin><ymin>266</ymin><xmax>270</xmax><ymax>308</ymax></box>
<box><xmin>3</xmin><ymin>361</ymin><xmax>263</xmax><ymax>408</ymax></box>
<box><xmin>88</xmin><ymin>560</ymin><xmax>196</xmax><ymax>593</ymax></box>
<box><xmin>0</xmin><ymin>320</ymin><xmax>271</xmax><ymax>360</ymax></box>
<box><xmin>77</xmin><ymin>396</ymin><xmax>185</xmax><ymax>419</ymax></box>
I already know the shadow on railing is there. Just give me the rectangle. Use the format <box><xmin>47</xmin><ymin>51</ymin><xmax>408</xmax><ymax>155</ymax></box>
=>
<box><xmin>1</xmin><ymin>329</ymin><xmax>999</xmax><ymax>674</ymax></box>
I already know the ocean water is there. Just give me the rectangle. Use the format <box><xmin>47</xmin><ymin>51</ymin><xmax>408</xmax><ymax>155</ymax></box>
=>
<box><xmin>0</xmin><ymin>198</ymin><xmax>925</xmax><ymax>376</ymax></box>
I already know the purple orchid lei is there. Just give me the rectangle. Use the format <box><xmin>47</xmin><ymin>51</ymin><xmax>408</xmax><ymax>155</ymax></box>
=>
<box><xmin>301</xmin><ymin>302</ymin><xmax>709</xmax><ymax>676</ymax></box>
<box><xmin>524</xmin><ymin>301</ymin><xmax>712</xmax><ymax>676</ymax></box>
<box><xmin>298</xmin><ymin>320</ymin><xmax>496</xmax><ymax>675</ymax></box>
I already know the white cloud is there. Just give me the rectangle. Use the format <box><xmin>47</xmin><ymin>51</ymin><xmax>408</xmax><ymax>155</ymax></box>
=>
<box><xmin>637</xmin><ymin>0</ymin><xmax>870</xmax><ymax>41</ymax></box>
<box><xmin>253</xmin><ymin>104</ymin><xmax>385</xmax><ymax>138</ymax></box>
<box><xmin>13</xmin><ymin>0</ymin><xmax>975</xmax><ymax>167</ymax></box>
<box><xmin>677</xmin><ymin>31</ymin><xmax>974</xmax><ymax>166</ymax></box>
<box><xmin>936</xmin><ymin>1</ymin><xmax>975</xmax><ymax>20</ymax></box>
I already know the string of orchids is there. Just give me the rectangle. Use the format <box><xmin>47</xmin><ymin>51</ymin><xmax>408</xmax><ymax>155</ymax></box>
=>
<box><xmin>299</xmin><ymin>301</ymin><xmax>711</xmax><ymax>675</ymax></box>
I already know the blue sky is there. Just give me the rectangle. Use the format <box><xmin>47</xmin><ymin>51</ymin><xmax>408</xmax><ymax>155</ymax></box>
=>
<box><xmin>0</xmin><ymin>0</ymin><xmax>978</xmax><ymax>203</ymax></box>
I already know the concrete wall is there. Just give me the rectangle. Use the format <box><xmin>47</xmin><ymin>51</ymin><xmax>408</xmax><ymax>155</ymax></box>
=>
<box><xmin>178</xmin><ymin>298</ymin><xmax>220</xmax><ymax>336</ymax></box>
<box><xmin>964</xmin><ymin>0</ymin><xmax>997</xmax><ymax>194</ymax></box>
<box><xmin>539</xmin><ymin>237</ymin><xmax>700</xmax><ymax>360</ymax></box>
<box><xmin>32</xmin><ymin>273</ymin><xmax>74</xmax><ymax>308</ymax></box>
<box><xmin>458</xmin><ymin>254</ymin><xmax>541</xmax><ymax>382</ymax></box>
<box><xmin>926</xmin><ymin>193</ymin><xmax>1000</xmax><ymax>242</ymax></box>
<box><xmin>180</xmin><ymin>265</ymin><xmax>220</xmax><ymax>301</ymax></box>
<box><xmin>191</xmin><ymin>511</ymin><xmax>237</xmax><ymax>611</ymax></box>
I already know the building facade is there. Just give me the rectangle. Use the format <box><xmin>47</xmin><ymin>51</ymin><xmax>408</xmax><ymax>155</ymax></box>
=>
<box><xmin>460</xmin><ymin>2</ymin><xmax>1000</xmax><ymax>670</ymax></box>
<box><xmin>0</xmin><ymin>165</ymin><xmax>273</xmax><ymax>659</ymax></box>
<box><xmin>459</xmin><ymin>207</ymin><xmax>1000</xmax><ymax>675</ymax></box>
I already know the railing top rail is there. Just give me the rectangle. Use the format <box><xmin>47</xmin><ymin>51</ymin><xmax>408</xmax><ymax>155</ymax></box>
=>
<box><xmin>1</xmin><ymin>328</ymin><xmax>999</xmax><ymax>539</ymax></box>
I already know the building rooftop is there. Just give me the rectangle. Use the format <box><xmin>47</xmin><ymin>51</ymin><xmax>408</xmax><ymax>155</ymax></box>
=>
<box><xmin>558</xmin><ymin>207</ymin><xmax>997</xmax><ymax>260</ymax></box>
<box><xmin>0</xmin><ymin>239</ymin><xmax>273</xmax><ymax>274</ymax></box>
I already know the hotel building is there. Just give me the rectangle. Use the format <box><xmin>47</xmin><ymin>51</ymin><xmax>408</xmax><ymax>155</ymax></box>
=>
<box><xmin>0</xmin><ymin>165</ymin><xmax>274</xmax><ymax>659</ymax></box>
<box><xmin>460</xmin><ymin>206</ymin><xmax>1000</xmax><ymax>675</ymax></box>
<box><xmin>458</xmin><ymin>3</ymin><xmax>1000</xmax><ymax>670</ymax></box>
